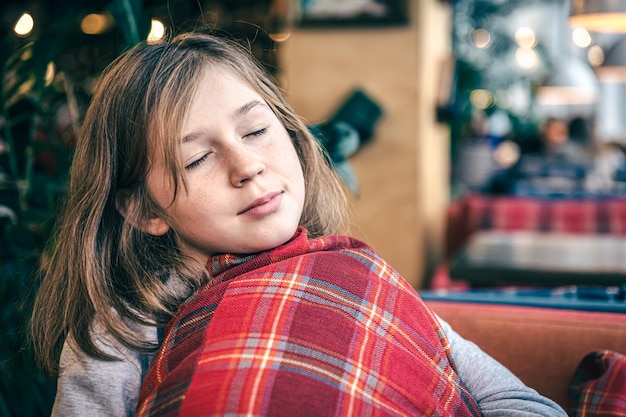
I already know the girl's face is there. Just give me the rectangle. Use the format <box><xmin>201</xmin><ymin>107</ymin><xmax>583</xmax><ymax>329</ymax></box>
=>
<box><xmin>145</xmin><ymin>68</ymin><xmax>306</xmax><ymax>263</ymax></box>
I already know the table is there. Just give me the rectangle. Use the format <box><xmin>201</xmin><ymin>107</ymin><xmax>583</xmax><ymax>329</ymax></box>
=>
<box><xmin>449</xmin><ymin>230</ymin><xmax>626</xmax><ymax>287</ymax></box>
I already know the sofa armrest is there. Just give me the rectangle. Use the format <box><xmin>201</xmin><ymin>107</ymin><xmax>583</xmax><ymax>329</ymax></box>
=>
<box><xmin>425</xmin><ymin>300</ymin><xmax>626</xmax><ymax>410</ymax></box>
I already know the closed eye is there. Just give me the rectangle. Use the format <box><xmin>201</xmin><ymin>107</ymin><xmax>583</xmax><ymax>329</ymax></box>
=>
<box><xmin>185</xmin><ymin>154</ymin><xmax>209</xmax><ymax>170</ymax></box>
<box><xmin>245</xmin><ymin>128</ymin><xmax>267</xmax><ymax>138</ymax></box>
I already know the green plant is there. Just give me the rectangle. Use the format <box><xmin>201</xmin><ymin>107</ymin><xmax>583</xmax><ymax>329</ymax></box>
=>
<box><xmin>0</xmin><ymin>1</ymin><xmax>286</xmax><ymax>414</ymax></box>
<box><xmin>0</xmin><ymin>1</ymin><xmax>150</xmax><ymax>415</ymax></box>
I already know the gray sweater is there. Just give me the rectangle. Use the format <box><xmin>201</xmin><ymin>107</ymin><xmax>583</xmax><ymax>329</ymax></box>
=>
<box><xmin>51</xmin><ymin>317</ymin><xmax>567</xmax><ymax>417</ymax></box>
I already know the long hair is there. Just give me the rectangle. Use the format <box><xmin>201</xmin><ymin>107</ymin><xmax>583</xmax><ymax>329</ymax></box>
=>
<box><xmin>30</xmin><ymin>31</ymin><xmax>348</xmax><ymax>375</ymax></box>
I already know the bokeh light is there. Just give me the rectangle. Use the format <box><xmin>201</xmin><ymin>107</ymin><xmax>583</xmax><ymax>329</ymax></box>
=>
<box><xmin>147</xmin><ymin>19</ymin><xmax>166</xmax><ymax>42</ymax></box>
<box><xmin>472</xmin><ymin>28</ymin><xmax>491</xmax><ymax>48</ymax></box>
<box><xmin>515</xmin><ymin>27</ymin><xmax>536</xmax><ymax>48</ymax></box>
<box><xmin>470</xmin><ymin>89</ymin><xmax>493</xmax><ymax>109</ymax></box>
<box><xmin>80</xmin><ymin>13</ymin><xmax>113</xmax><ymax>35</ymax></box>
<box><xmin>14</xmin><ymin>13</ymin><xmax>34</xmax><ymax>37</ymax></box>
<box><xmin>515</xmin><ymin>47</ymin><xmax>539</xmax><ymax>69</ymax></box>
<box><xmin>44</xmin><ymin>61</ymin><xmax>55</xmax><ymax>86</ymax></box>
<box><xmin>588</xmin><ymin>45</ymin><xmax>605</xmax><ymax>66</ymax></box>
<box><xmin>572</xmin><ymin>27</ymin><xmax>592</xmax><ymax>48</ymax></box>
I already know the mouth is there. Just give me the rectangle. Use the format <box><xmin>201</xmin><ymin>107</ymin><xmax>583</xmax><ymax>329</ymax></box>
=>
<box><xmin>238</xmin><ymin>191</ymin><xmax>283</xmax><ymax>216</ymax></box>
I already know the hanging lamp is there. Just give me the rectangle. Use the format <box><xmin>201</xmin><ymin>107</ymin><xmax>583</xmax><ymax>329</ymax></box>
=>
<box><xmin>569</xmin><ymin>0</ymin><xmax>626</xmax><ymax>33</ymax></box>
<box><xmin>535</xmin><ymin>55</ymin><xmax>599</xmax><ymax>105</ymax></box>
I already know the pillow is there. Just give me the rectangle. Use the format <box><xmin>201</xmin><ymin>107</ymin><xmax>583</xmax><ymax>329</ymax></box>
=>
<box><xmin>568</xmin><ymin>349</ymin><xmax>626</xmax><ymax>416</ymax></box>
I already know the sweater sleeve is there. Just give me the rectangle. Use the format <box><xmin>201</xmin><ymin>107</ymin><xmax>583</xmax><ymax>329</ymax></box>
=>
<box><xmin>51</xmin><ymin>324</ymin><xmax>155</xmax><ymax>417</ymax></box>
<box><xmin>438</xmin><ymin>317</ymin><xmax>568</xmax><ymax>417</ymax></box>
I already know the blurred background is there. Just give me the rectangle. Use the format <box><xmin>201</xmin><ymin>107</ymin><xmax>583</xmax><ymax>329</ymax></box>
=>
<box><xmin>2</xmin><ymin>0</ymin><xmax>626</xmax><ymax>415</ymax></box>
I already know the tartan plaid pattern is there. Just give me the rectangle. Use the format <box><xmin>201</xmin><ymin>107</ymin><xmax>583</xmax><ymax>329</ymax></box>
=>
<box><xmin>446</xmin><ymin>194</ymin><xmax>626</xmax><ymax>258</ymax></box>
<box><xmin>137</xmin><ymin>228</ymin><xmax>482</xmax><ymax>417</ymax></box>
<box><xmin>568</xmin><ymin>349</ymin><xmax>626</xmax><ymax>417</ymax></box>
<box><xmin>464</xmin><ymin>194</ymin><xmax>626</xmax><ymax>235</ymax></box>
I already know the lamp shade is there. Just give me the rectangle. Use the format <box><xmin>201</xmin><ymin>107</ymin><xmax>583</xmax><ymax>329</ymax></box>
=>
<box><xmin>536</xmin><ymin>55</ymin><xmax>599</xmax><ymax>105</ymax></box>
<box><xmin>569</xmin><ymin>0</ymin><xmax>626</xmax><ymax>33</ymax></box>
<box><xmin>535</xmin><ymin>55</ymin><xmax>598</xmax><ymax>119</ymax></box>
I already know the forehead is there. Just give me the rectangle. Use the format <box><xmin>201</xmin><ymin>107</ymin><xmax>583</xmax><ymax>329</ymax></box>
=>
<box><xmin>189</xmin><ymin>66</ymin><xmax>257</xmax><ymax>105</ymax></box>
<box><xmin>183</xmin><ymin>68</ymin><xmax>265</xmax><ymax>130</ymax></box>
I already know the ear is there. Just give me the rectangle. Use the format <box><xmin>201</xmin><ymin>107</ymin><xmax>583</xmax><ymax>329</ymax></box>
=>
<box><xmin>115</xmin><ymin>190</ymin><xmax>170</xmax><ymax>236</ymax></box>
<box><xmin>141</xmin><ymin>217</ymin><xmax>170</xmax><ymax>236</ymax></box>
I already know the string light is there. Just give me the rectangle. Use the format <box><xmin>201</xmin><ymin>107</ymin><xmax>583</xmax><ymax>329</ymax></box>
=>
<box><xmin>471</xmin><ymin>28</ymin><xmax>491</xmax><ymax>48</ymax></box>
<box><xmin>147</xmin><ymin>19</ymin><xmax>166</xmax><ymax>42</ymax></box>
<box><xmin>14</xmin><ymin>12</ymin><xmax>34</xmax><ymax>37</ymax></box>
<box><xmin>588</xmin><ymin>45</ymin><xmax>605</xmax><ymax>66</ymax></box>
<box><xmin>515</xmin><ymin>47</ymin><xmax>539</xmax><ymax>69</ymax></box>
<box><xmin>515</xmin><ymin>27</ymin><xmax>536</xmax><ymax>48</ymax></box>
<box><xmin>80</xmin><ymin>13</ymin><xmax>113</xmax><ymax>35</ymax></box>
<box><xmin>572</xmin><ymin>27</ymin><xmax>592</xmax><ymax>48</ymax></box>
<box><xmin>470</xmin><ymin>89</ymin><xmax>493</xmax><ymax>109</ymax></box>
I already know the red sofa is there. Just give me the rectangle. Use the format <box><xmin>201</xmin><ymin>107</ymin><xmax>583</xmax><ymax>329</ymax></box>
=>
<box><xmin>427</xmin><ymin>193</ymin><xmax>626</xmax><ymax>414</ymax></box>
<box><xmin>425</xmin><ymin>300</ymin><xmax>626</xmax><ymax>412</ymax></box>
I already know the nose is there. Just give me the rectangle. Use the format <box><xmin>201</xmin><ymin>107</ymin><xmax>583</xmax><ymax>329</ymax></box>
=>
<box><xmin>227</xmin><ymin>145</ymin><xmax>265</xmax><ymax>187</ymax></box>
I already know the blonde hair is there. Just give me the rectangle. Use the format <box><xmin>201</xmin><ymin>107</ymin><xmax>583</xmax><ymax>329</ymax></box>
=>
<box><xmin>31</xmin><ymin>31</ymin><xmax>348</xmax><ymax>375</ymax></box>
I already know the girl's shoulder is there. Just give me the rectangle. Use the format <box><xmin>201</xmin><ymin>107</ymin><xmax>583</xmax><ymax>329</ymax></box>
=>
<box><xmin>54</xmin><ymin>321</ymin><xmax>158</xmax><ymax>417</ymax></box>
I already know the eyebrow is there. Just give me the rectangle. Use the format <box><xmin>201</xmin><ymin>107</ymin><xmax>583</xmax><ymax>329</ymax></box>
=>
<box><xmin>182</xmin><ymin>100</ymin><xmax>269</xmax><ymax>144</ymax></box>
<box><xmin>234</xmin><ymin>100</ymin><xmax>268</xmax><ymax>118</ymax></box>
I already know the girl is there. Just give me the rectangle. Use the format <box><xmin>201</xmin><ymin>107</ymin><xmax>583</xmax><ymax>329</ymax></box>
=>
<box><xmin>31</xmin><ymin>32</ymin><xmax>566</xmax><ymax>416</ymax></box>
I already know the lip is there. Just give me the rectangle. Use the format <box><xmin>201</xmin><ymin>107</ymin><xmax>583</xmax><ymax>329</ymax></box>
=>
<box><xmin>238</xmin><ymin>191</ymin><xmax>283</xmax><ymax>216</ymax></box>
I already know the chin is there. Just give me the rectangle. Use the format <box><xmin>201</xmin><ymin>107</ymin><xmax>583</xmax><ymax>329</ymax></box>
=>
<box><xmin>255</xmin><ymin>226</ymin><xmax>299</xmax><ymax>252</ymax></box>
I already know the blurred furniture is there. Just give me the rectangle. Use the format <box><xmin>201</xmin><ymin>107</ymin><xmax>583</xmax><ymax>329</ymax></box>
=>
<box><xmin>423</xmin><ymin>298</ymin><xmax>626</xmax><ymax>412</ymax></box>
<box><xmin>432</xmin><ymin>193</ymin><xmax>626</xmax><ymax>290</ymax></box>
<box><xmin>445</xmin><ymin>193</ymin><xmax>626</xmax><ymax>258</ymax></box>
<box><xmin>449</xmin><ymin>231</ymin><xmax>626</xmax><ymax>287</ymax></box>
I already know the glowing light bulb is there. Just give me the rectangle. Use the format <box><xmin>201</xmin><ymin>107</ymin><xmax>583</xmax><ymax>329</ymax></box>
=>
<box><xmin>470</xmin><ymin>89</ymin><xmax>493</xmax><ymax>109</ymax></box>
<box><xmin>472</xmin><ymin>28</ymin><xmax>491</xmax><ymax>48</ymax></box>
<box><xmin>572</xmin><ymin>27</ymin><xmax>592</xmax><ymax>48</ymax></box>
<box><xmin>588</xmin><ymin>45</ymin><xmax>605</xmax><ymax>66</ymax></box>
<box><xmin>81</xmin><ymin>13</ymin><xmax>112</xmax><ymax>35</ymax></box>
<box><xmin>147</xmin><ymin>19</ymin><xmax>165</xmax><ymax>42</ymax></box>
<box><xmin>14</xmin><ymin>13</ymin><xmax>34</xmax><ymax>36</ymax></box>
<box><xmin>515</xmin><ymin>27</ymin><xmax>536</xmax><ymax>48</ymax></box>
<box><xmin>515</xmin><ymin>47</ymin><xmax>538</xmax><ymax>69</ymax></box>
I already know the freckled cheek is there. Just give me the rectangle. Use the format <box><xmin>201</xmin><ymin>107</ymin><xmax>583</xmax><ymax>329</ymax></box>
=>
<box><xmin>176</xmin><ymin>179</ymin><xmax>218</xmax><ymax>210</ymax></box>
<box><xmin>168</xmin><ymin>190</ymin><xmax>221</xmax><ymax>228</ymax></box>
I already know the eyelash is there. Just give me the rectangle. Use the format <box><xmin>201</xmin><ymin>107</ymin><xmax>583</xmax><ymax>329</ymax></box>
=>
<box><xmin>185</xmin><ymin>154</ymin><xmax>208</xmax><ymax>170</ymax></box>
<box><xmin>247</xmin><ymin>128</ymin><xmax>267</xmax><ymax>138</ymax></box>
<box><xmin>184</xmin><ymin>128</ymin><xmax>268</xmax><ymax>170</ymax></box>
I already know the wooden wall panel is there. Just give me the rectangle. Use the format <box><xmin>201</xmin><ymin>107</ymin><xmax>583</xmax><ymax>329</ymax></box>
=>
<box><xmin>279</xmin><ymin>0</ymin><xmax>450</xmax><ymax>288</ymax></box>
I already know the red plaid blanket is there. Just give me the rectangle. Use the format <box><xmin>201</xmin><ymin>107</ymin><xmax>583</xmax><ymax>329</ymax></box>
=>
<box><xmin>568</xmin><ymin>349</ymin><xmax>626</xmax><ymax>416</ymax></box>
<box><xmin>137</xmin><ymin>228</ymin><xmax>481</xmax><ymax>416</ymax></box>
